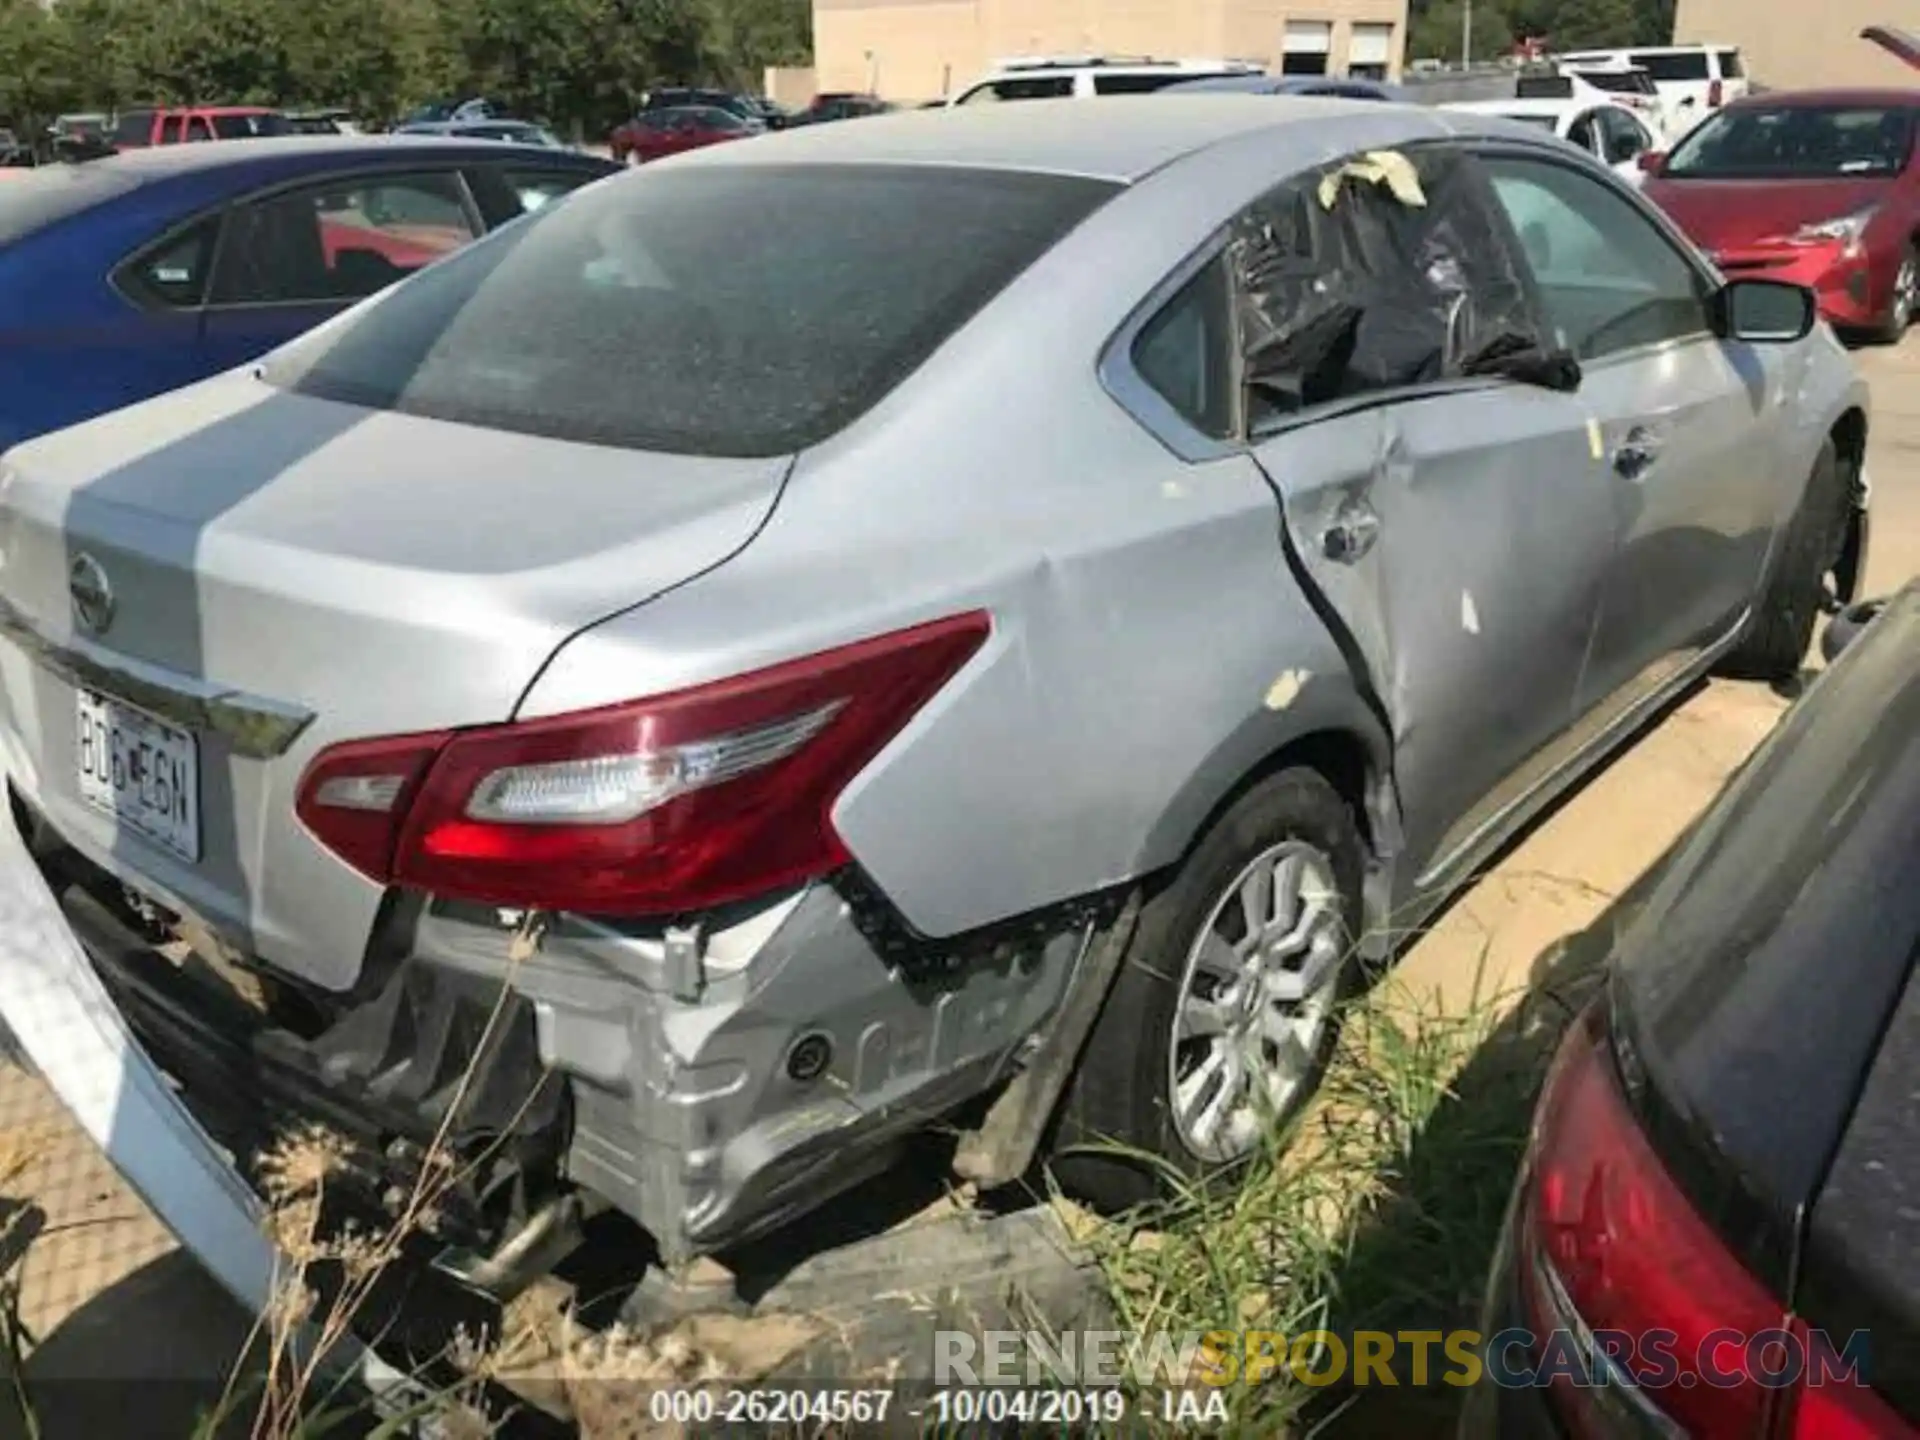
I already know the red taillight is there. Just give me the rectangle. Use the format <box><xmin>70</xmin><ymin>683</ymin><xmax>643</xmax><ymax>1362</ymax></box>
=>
<box><xmin>1791</xmin><ymin>1350</ymin><xmax>1920</xmax><ymax>1439</ymax></box>
<box><xmin>295</xmin><ymin>613</ymin><xmax>991</xmax><ymax>915</ymax></box>
<box><xmin>1521</xmin><ymin>1016</ymin><xmax>1791</xmax><ymax>1436</ymax></box>
<box><xmin>1710</xmin><ymin>78</ymin><xmax>1725</xmax><ymax>107</ymax></box>
<box><xmin>294</xmin><ymin>730</ymin><xmax>451</xmax><ymax>882</ymax></box>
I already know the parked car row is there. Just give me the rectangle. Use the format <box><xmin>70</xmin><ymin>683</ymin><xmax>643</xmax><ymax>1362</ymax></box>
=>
<box><xmin>0</xmin><ymin>88</ymin><xmax>1874</xmax><ymax>1349</ymax></box>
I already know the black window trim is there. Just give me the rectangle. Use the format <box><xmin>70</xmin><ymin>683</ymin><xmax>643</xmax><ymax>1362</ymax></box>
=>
<box><xmin>111</xmin><ymin>162</ymin><xmax>490</xmax><ymax>316</ymax></box>
<box><xmin>1468</xmin><ymin>138</ymin><xmax>1722</xmax><ymax>367</ymax></box>
<box><xmin>1101</xmin><ymin>137</ymin><xmax>1571</xmax><ymax>458</ymax></box>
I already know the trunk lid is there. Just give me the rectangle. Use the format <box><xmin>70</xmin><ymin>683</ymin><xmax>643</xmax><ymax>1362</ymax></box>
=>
<box><xmin>0</xmin><ymin>369</ymin><xmax>789</xmax><ymax>990</ymax></box>
<box><xmin>1648</xmin><ymin>177</ymin><xmax>1893</xmax><ymax>250</ymax></box>
<box><xmin>1862</xmin><ymin>24</ymin><xmax>1920</xmax><ymax>73</ymax></box>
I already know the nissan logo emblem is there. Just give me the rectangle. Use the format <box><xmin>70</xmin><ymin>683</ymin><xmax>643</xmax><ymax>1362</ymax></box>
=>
<box><xmin>68</xmin><ymin>554</ymin><xmax>115</xmax><ymax>637</ymax></box>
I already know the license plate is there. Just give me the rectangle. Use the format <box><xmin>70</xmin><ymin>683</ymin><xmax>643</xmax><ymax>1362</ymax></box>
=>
<box><xmin>75</xmin><ymin>690</ymin><xmax>200</xmax><ymax>862</ymax></box>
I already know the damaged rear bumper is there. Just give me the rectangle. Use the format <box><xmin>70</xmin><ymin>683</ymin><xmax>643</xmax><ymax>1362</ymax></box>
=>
<box><xmin>11</xmin><ymin>792</ymin><xmax>1102</xmax><ymax>1272</ymax></box>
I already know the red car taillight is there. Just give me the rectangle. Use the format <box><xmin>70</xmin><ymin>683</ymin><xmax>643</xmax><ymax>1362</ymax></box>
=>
<box><xmin>1521</xmin><ymin>1016</ymin><xmax>1792</xmax><ymax>1436</ymax></box>
<box><xmin>294</xmin><ymin>613</ymin><xmax>991</xmax><ymax>915</ymax></box>
<box><xmin>1710</xmin><ymin>78</ymin><xmax>1725</xmax><ymax>107</ymax></box>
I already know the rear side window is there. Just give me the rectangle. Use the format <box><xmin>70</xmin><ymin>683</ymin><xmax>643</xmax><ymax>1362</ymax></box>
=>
<box><xmin>263</xmin><ymin>164</ymin><xmax>1119</xmax><ymax>456</ymax></box>
<box><xmin>1717</xmin><ymin>50</ymin><xmax>1745</xmax><ymax>79</ymax></box>
<box><xmin>213</xmin><ymin>172</ymin><xmax>477</xmax><ymax>305</ymax></box>
<box><xmin>959</xmin><ymin>77</ymin><xmax>1075</xmax><ymax>103</ymax></box>
<box><xmin>119</xmin><ymin>218</ymin><xmax>220</xmax><ymax>307</ymax></box>
<box><xmin>0</xmin><ymin>163</ymin><xmax>140</xmax><ymax>246</ymax></box>
<box><xmin>1132</xmin><ymin>258</ymin><xmax>1235</xmax><ymax>437</ymax></box>
<box><xmin>1094</xmin><ymin>74</ymin><xmax>1192</xmax><ymax>95</ymax></box>
<box><xmin>1631</xmin><ymin>51</ymin><xmax>1712</xmax><ymax>81</ymax></box>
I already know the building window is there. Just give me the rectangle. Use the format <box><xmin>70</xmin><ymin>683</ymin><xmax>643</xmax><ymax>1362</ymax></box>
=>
<box><xmin>1349</xmin><ymin>22</ymin><xmax>1394</xmax><ymax>80</ymax></box>
<box><xmin>1282</xmin><ymin>20</ymin><xmax>1332</xmax><ymax>76</ymax></box>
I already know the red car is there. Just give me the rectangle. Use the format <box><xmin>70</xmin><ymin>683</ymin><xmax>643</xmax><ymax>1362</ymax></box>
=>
<box><xmin>607</xmin><ymin>105</ymin><xmax>757</xmax><ymax>164</ymax></box>
<box><xmin>1641</xmin><ymin>27</ymin><xmax>1920</xmax><ymax>342</ymax></box>
<box><xmin>109</xmin><ymin>105</ymin><xmax>294</xmax><ymax>149</ymax></box>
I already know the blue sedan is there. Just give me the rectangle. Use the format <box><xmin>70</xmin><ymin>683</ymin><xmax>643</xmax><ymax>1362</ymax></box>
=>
<box><xmin>0</xmin><ymin>136</ymin><xmax>617</xmax><ymax>450</ymax></box>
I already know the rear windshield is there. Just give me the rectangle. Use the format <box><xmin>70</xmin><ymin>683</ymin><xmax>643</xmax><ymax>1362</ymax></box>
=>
<box><xmin>0</xmin><ymin>163</ymin><xmax>138</xmax><ymax>247</ymax></box>
<box><xmin>212</xmin><ymin>112</ymin><xmax>293</xmax><ymax>139</ymax></box>
<box><xmin>1665</xmin><ymin>104</ymin><xmax>1917</xmax><ymax>179</ymax></box>
<box><xmin>1631</xmin><ymin>51</ymin><xmax>1712</xmax><ymax>81</ymax></box>
<box><xmin>1516</xmin><ymin>76</ymin><xmax>1574</xmax><ymax>99</ymax></box>
<box><xmin>263</xmin><ymin>164</ymin><xmax>1119</xmax><ymax>456</ymax></box>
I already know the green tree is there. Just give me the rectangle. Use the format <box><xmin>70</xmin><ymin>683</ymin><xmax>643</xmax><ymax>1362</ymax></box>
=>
<box><xmin>1408</xmin><ymin>0</ymin><xmax>1516</xmax><ymax>64</ymax></box>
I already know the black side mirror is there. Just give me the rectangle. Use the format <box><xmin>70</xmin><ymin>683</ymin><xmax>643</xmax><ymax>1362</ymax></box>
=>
<box><xmin>1713</xmin><ymin>279</ymin><xmax>1818</xmax><ymax>343</ymax></box>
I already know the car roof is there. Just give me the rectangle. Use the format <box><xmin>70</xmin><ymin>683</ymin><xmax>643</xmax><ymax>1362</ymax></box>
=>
<box><xmin>1162</xmin><ymin>74</ymin><xmax>1402</xmax><ymax>98</ymax></box>
<box><xmin>1447</xmin><ymin>97</ymin><xmax>1592</xmax><ymax>117</ymax></box>
<box><xmin>1725</xmin><ymin>87</ymin><xmax>1917</xmax><ymax>108</ymax></box>
<box><xmin>78</xmin><ymin>134</ymin><xmax>588</xmax><ymax>179</ymax></box>
<box><xmin>671</xmin><ymin>94</ymin><xmax>1438</xmax><ymax>182</ymax></box>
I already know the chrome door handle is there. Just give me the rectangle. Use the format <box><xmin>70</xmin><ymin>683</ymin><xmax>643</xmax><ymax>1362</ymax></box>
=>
<box><xmin>1321</xmin><ymin>507</ymin><xmax>1382</xmax><ymax>564</ymax></box>
<box><xmin>1614</xmin><ymin>427</ymin><xmax>1662</xmax><ymax>481</ymax></box>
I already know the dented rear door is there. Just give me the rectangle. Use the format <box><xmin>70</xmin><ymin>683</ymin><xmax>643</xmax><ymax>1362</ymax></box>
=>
<box><xmin>1237</xmin><ymin>145</ymin><xmax>1616</xmax><ymax>883</ymax></box>
<box><xmin>1252</xmin><ymin>389</ymin><xmax>1614</xmax><ymax>884</ymax></box>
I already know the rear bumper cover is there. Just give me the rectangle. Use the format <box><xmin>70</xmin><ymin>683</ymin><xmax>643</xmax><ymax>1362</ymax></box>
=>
<box><xmin>0</xmin><ymin>802</ymin><xmax>281</xmax><ymax>1314</ymax></box>
<box><xmin>5</xmin><ymin>791</ymin><xmax>1100</xmax><ymax>1268</ymax></box>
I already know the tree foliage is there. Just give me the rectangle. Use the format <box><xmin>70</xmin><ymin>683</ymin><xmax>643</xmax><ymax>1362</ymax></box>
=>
<box><xmin>1407</xmin><ymin>0</ymin><xmax>1674</xmax><ymax>62</ymax></box>
<box><xmin>0</xmin><ymin>0</ymin><xmax>809</xmax><ymax>136</ymax></box>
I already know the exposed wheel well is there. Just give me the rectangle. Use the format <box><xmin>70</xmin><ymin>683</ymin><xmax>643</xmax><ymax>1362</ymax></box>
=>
<box><xmin>1184</xmin><ymin>728</ymin><xmax>1381</xmax><ymax>867</ymax></box>
<box><xmin>1832</xmin><ymin>408</ymin><xmax>1868</xmax><ymax>477</ymax></box>
<box><xmin>1829</xmin><ymin>408</ymin><xmax>1869</xmax><ymax>606</ymax></box>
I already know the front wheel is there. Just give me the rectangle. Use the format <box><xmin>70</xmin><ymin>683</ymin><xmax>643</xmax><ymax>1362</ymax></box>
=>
<box><xmin>1721</xmin><ymin>438</ymin><xmax>1852</xmax><ymax>684</ymax></box>
<box><xmin>1047</xmin><ymin>767</ymin><xmax>1364</xmax><ymax>1214</ymax></box>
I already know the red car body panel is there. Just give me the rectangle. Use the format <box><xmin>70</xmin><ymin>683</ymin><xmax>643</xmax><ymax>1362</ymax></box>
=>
<box><xmin>1645</xmin><ymin>84</ymin><xmax>1920</xmax><ymax>331</ymax></box>
<box><xmin>607</xmin><ymin>113</ymin><xmax>748</xmax><ymax>164</ymax></box>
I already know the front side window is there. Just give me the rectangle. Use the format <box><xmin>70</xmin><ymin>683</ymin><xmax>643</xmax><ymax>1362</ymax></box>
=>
<box><xmin>1094</xmin><ymin>74</ymin><xmax>1193</xmax><ymax>95</ymax></box>
<box><xmin>262</xmin><ymin>164</ymin><xmax>1119</xmax><ymax>456</ymax></box>
<box><xmin>1599</xmin><ymin>108</ymin><xmax>1651</xmax><ymax>164</ymax></box>
<box><xmin>211</xmin><ymin>112</ymin><xmax>293</xmax><ymax>140</ymax></box>
<box><xmin>1484</xmin><ymin>154</ymin><xmax>1706</xmax><ymax>359</ymax></box>
<box><xmin>502</xmin><ymin>167</ymin><xmax>598</xmax><ymax>215</ymax></box>
<box><xmin>1567</xmin><ymin>112</ymin><xmax>1600</xmax><ymax>154</ymax></box>
<box><xmin>212</xmin><ymin>172</ymin><xmax>477</xmax><ymax>306</ymax></box>
<box><xmin>113</xmin><ymin>110</ymin><xmax>154</xmax><ymax>146</ymax></box>
<box><xmin>1663</xmin><ymin>105</ymin><xmax>1916</xmax><ymax>180</ymax></box>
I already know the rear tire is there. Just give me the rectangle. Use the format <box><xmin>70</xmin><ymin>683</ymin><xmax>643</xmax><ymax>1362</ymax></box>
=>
<box><xmin>1047</xmin><ymin>767</ymin><xmax>1364</xmax><ymax>1214</ymax></box>
<box><xmin>1721</xmin><ymin>438</ymin><xmax>1852</xmax><ymax>684</ymax></box>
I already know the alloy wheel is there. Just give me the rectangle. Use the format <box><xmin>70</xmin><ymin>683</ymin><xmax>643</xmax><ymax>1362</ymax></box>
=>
<box><xmin>1168</xmin><ymin>840</ymin><xmax>1347</xmax><ymax>1164</ymax></box>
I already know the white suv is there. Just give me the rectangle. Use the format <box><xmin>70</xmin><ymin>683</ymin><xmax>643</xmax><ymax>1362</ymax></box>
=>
<box><xmin>1559</xmin><ymin>45</ymin><xmax>1750</xmax><ymax>135</ymax></box>
<box><xmin>949</xmin><ymin>56</ymin><xmax>1265</xmax><ymax>105</ymax></box>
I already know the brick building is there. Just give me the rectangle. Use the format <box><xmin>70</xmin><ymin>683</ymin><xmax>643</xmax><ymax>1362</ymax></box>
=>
<box><xmin>811</xmin><ymin>0</ymin><xmax>1409</xmax><ymax>103</ymax></box>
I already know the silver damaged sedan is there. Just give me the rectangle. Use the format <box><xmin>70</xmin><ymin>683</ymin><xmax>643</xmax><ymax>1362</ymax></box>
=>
<box><xmin>0</xmin><ymin>98</ymin><xmax>1871</xmax><ymax>1273</ymax></box>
